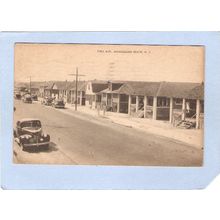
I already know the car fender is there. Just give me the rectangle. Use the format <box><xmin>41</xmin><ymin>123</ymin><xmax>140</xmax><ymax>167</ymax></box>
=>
<box><xmin>19</xmin><ymin>134</ymin><xmax>32</xmax><ymax>143</ymax></box>
<box><xmin>42</xmin><ymin>133</ymin><xmax>50</xmax><ymax>141</ymax></box>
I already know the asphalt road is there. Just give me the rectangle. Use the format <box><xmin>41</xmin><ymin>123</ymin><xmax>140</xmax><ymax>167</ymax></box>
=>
<box><xmin>13</xmin><ymin>99</ymin><xmax>203</xmax><ymax>166</ymax></box>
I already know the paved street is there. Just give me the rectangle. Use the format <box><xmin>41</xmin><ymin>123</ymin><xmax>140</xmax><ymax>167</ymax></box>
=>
<box><xmin>13</xmin><ymin>99</ymin><xmax>203</xmax><ymax>166</ymax></box>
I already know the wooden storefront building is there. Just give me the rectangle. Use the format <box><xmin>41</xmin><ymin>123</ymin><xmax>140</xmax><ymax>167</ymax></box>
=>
<box><xmin>98</xmin><ymin>81</ymin><xmax>204</xmax><ymax>129</ymax></box>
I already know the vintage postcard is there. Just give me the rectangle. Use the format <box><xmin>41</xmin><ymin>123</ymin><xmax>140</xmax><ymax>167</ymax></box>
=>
<box><xmin>1</xmin><ymin>32</ymin><xmax>220</xmax><ymax>189</ymax></box>
<box><xmin>13</xmin><ymin>43</ymin><xmax>204</xmax><ymax>166</ymax></box>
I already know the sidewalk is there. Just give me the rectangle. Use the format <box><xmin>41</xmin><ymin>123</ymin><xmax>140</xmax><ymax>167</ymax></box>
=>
<box><xmin>66</xmin><ymin>103</ymin><xmax>203</xmax><ymax>149</ymax></box>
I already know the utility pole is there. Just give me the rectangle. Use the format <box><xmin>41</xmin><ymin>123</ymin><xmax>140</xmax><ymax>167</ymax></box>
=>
<box><xmin>29</xmin><ymin>76</ymin><xmax>31</xmax><ymax>95</ymax></box>
<box><xmin>69</xmin><ymin>67</ymin><xmax>85</xmax><ymax>111</ymax></box>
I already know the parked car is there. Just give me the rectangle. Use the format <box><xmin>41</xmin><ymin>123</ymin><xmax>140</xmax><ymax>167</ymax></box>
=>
<box><xmin>14</xmin><ymin>92</ymin><xmax>21</xmax><ymax>99</ymax></box>
<box><xmin>22</xmin><ymin>94</ymin><xmax>32</xmax><ymax>103</ymax></box>
<box><xmin>14</xmin><ymin>118</ymin><xmax>50</xmax><ymax>151</ymax></box>
<box><xmin>31</xmin><ymin>94</ymin><xmax>38</xmax><ymax>101</ymax></box>
<box><xmin>52</xmin><ymin>99</ymin><xmax>65</xmax><ymax>108</ymax></box>
<box><xmin>41</xmin><ymin>97</ymin><xmax>54</xmax><ymax>106</ymax></box>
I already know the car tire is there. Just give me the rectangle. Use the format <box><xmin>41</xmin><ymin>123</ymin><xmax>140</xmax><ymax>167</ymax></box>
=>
<box><xmin>22</xmin><ymin>144</ymin><xmax>27</xmax><ymax>151</ymax></box>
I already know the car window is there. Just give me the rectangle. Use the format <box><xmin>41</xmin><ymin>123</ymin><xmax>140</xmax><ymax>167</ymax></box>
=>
<box><xmin>20</xmin><ymin>121</ymin><xmax>41</xmax><ymax>128</ymax></box>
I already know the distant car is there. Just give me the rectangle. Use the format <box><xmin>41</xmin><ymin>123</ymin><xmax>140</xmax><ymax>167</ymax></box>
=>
<box><xmin>52</xmin><ymin>99</ymin><xmax>65</xmax><ymax>108</ymax></box>
<box><xmin>22</xmin><ymin>94</ymin><xmax>32</xmax><ymax>103</ymax></box>
<box><xmin>14</xmin><ymin>118</ymin><xmax>50</xmax><ymax>151</ymax></box>
<box><xmin>42</xmin><ymin>97</ymin><xmax>54</xmax><ymax>106</ymax></box>
<box><xmin>31</xmin><ymin>94</ymin><xmax>38</xmax><ymax>101</ymax></box>
<box><xmin>14</xmin><ymin>93</ymin><xmax>21</xmax><ymax>100</ymax></box>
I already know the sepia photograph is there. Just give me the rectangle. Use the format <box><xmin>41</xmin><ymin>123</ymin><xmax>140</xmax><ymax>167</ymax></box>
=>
<box><xmin>13</xmin><ymin>43</ymin><xmax>204</xmax><ymax>166</ymax></box>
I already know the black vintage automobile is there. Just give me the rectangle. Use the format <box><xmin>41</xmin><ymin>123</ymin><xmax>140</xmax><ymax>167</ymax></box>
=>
<box><xmin>22</xmin><ymin>94</ymin><xmax>32</xmax><ymax>103</ymax></box>
<box><xmin>14</xmin><ymin>92</ymin><xmax>21</xmax><ymax>99</ymax></box>
<box><xmin>14</xmin><ymin>118</ymin><xmax>50</xmax><ymax>151</ymax></box>
<box><xmin>41</xmin><ymin>97</ymin><xmax>54</xmax><ymax>106</ymax></box>
<box><xmin>31</xmin><ymin>94</ymin><xmax>38</xmax><ymax>101</ymax></box>
<box><xmin>52</xmin><ymin>99</ymin><xmax>65</xmax><ymax>108</ymax></box>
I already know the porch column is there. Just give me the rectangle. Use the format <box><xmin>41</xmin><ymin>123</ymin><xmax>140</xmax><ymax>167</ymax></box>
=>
<box><xmin>196</xmin><ymin>99</ymin><xmax>201</xmax><ymax>129</ymax></box>
<box><xmin>128</xmin><ymin>95</ymin><xmax>131</xmax><ymax>115</ymax></box>
<box><xmin>136</xmin><ymin>96</ymin><xmax>139</xmax><ymax>113</ymax></box>
<box><xmin>117</xmin><ymin>94</ymin><xmax>120</xmax><ymax>113</ymax></box>
<box><xmin>105</xmin><ymin>94</ymin><xmax>108</xmax><ymax>106</ymax></box>
<box><xmin>79</xmin><ymin>91</ymin><xmax>82</xmax><ymax>106</ymax></box>
<box><xmin>144</xmin><ymin>96</ymin><xmax>147</xmax><ymax>118</ymax></box>
<box><xmin>169</xmin><ymin>97</ymin><xmax>173</xmax><ymax>123</ymax></box>
<box><xmin>94</xmin><ymin>94</ymin><xmax>97</xmax><ymax>109</ymax></box>
<box><xmin>182</xmin><ymin>98</ymin><xmax>186</xmax><ymax>121</ymax></box>
<box><xmin>101</xmin><ymin>93</ymin><xmax>103</xmax><ymax>103</ymax></box>
<box><xmin>152</xmin><ymin>96</ymin><xmax>157</xmax><ymax>120</ymax></box>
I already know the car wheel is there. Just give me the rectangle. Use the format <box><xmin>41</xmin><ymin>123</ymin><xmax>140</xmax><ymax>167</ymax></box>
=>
<box><xmin>22</xmin><ymin>144</ymin><xmax>27</xmax><ymax>151</ymax></box>
<box><xmin>22</xmin><ymin>145</ymin><xmax>26</xmax><ymax>151</ymax></box>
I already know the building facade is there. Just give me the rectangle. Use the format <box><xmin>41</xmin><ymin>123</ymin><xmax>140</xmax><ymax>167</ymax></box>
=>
<box><xmin>98</xmin><ymin>81</ymin><xmax>204</xmax><ymax>129</ymax></box>
<box><xmin>85</xmin><ymin>80</ymin><xmax>108</xmax><ymax>109</ymax></box>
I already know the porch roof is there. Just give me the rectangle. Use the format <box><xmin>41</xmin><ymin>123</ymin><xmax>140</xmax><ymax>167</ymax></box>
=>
<box><xmin>70</xmin><ymin>81</ymin><xmax>86</xmax><ymax>91</ymax></box>
<box><xmin>97</xmin><ymin>81</ymin><xmax>204</xmax><ymax>100</ymax></box>
<box><xmin>187</xmin><ymin>83</ymin><xmax>204</xmax><ymax>100</ymax></box>
<box><xmin>92</xmin><ymin>83</ymin><xmax>109</xmax><ymax>93</ymax></box>
<box><xmin>53</xmin><ymin>81</ymin><xmax>73</xmax><ymax>90</ymax></box>
<box><xmin>98</xmin><ymin>88</ymin><xmax>113</xmax><ymax>94</ymax></box>
<box><xmin>157</xmin><ymin>82</ymin><xmax>203</xmax><ymax>99</ymax></box>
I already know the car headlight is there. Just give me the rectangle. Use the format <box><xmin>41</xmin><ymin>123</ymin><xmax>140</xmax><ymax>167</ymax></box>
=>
<box><xmin>40</xmin><ymin>138</ymin><xmax>44</xmax><ymax>141</ymax></box>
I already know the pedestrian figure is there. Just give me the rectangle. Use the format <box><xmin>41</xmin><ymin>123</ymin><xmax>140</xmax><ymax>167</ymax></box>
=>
<box><xmin>103</xmin><ymin>104</ymin><xmax>106</xmax><ymax>116</ymax></box>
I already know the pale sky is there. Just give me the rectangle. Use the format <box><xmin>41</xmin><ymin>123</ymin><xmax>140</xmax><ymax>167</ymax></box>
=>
<box><xmin>14</xmin><ymin>43</ymin><xmax>204</xmax><ymax>83</ymax></box>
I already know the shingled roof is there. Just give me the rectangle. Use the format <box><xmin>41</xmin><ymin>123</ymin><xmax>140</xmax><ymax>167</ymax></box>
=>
<box><xmin>92</xmin><ymin>83</ymin><xmax>108</xmax><ymax>93</ymax></box>
<box><xmin>156</xmin><ymin>82</ymin><xmax>201</xmax><ymax>99</ymax></box>
<box><xmin>99</xmin><ymin>81</ymin><xmax>204</xmax><ymax>100</ymax></box>
<box><xmin>70</xmin><ymin>81</ymin><xmax>86</xmax><ymax>91</ymax></box>
<box><xmin>53</xmin><ymin>81</ymin><xmax>73</xmax><ymax>90</ymax></box>
<box><xmin>187</xmin><ymin>83</ymin><xmax>204</xmax><ymax>100</ymax></box>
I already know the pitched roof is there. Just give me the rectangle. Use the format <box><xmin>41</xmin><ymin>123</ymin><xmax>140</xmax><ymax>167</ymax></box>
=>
<box><xmin>98</xmin><ymin>81</ymin><xmax>204</xmax><ymax>100</ymax></box>
<box><xmin>70</xmin><ymin>81</ymin><xmax>86</xmax><ymax>91</ymax></box>
<box><xmin>44</xmin><ymin>82</ymin><xmax>55</xmax><ymax>90</ymax></box>
<box><xmin>187</xmin><ymin>83</ymin><xmax>204</xmax><ymax>100</ymax></box>
<box><xmin>92</xmin><ymin>83</ymin><xmax>108</xmax><ymax>93</ymax></box>
<box><xmin>15</xmin><ymin>81</ymin><xmax>45</xmax><ymax>89</ymax></box>
<box><xmin>53</xmin><ymin>81</ymin><xmax>73</xmax><ymax>90</ymax></box>
<box><xmin>157</xmin><ymin>82</ymin><xmax>201</xmax><ymax>99</ymax></box>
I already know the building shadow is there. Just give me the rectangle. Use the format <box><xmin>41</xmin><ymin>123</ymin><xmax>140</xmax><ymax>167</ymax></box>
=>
<box><xmin>47</xmin><ymin>142</ymin><xmax>59</xmax><ymax>152</ymax></box>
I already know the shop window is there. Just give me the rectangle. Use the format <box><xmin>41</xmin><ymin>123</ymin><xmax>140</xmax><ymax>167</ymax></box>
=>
<box><xmin>120</xmin><ymin>94</ymin><xmax>128</xmax><ymax>102</ymax></box>
<box><xmin>157</xmin><ymin>97</ymin><xmax>170</xmax><ymax>107</ymax></box>
<box><xmin>131</xmin><ymin>96</ymin><xmax>136</xmax><ymax>104</ymax></box>
<box><xmin>174</xmin><ymin>98</ymin><xmax>182</xmax><ymax>106</ymax></box>
<box><xmin>147</xmin><ymin>96</ymin><xmax>153</xmax><ymax>106</ymax></box>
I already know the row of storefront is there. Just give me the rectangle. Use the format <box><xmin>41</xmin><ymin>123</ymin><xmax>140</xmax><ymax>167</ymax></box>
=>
<box><xmin>15</xmin><ymin>80</ymin><xmax>204</xmax><ymax>129</ymax></box>
<box><xmin>89</xmin><ymin>81</ymin><xmax>204</xmax><ymax>129</ymax></box>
